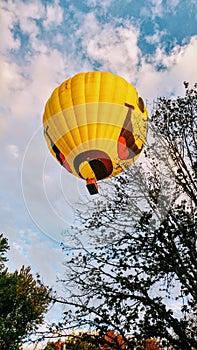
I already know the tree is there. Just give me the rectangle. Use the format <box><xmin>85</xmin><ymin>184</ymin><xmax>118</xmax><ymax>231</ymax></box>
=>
<box><xmin>0</xmin><ymin>234</ymin><xmax>51</xmax><ymax>350</ymax></box>
<box><xmin>65</xmin><ymin>335</ymin><xmax>100</xmax><ymax>349</ymax></box>
<box><xmin>43</xmin><ymin>332</ymin><xmax>162</xmax><ymax>349</ymax></box>
<box><xmin>44</xmin><ymin>341</ymin><xmax>57</xmax><ymax>350</ymax></box>
<box><xmin>44</xmin><ymin>334</ymin><xmax>101</xmax><ymax>349</ymax></box>
<box><xmin>0</xmin><ymin>233</ymin><xmax>9</xmax><ymax>271</ymax></box>
<box><xmin>101</xmin><ymin>330</ymin><xmax>126</xmax><ymax>349</ymax></box>
<box><xmin>53</xmin><ymin>83</ymin><xmax>197</xmax><ymax>350</ymax></box>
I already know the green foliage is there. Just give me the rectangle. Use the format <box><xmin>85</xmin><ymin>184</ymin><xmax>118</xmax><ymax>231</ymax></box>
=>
<box><xmin>53</xmin><ymin>83</ymin><xmax>197</xmax><ymax>350</ymax></box>
<box><xmin>0</xmin><ymin>233</ymin><xmax>9</xmax><ymax>272</ymax></box>
<box><xmin>44</xmin><ymin>335</ymin><xmax>101</xmax><ymax>350</ymax></box>
<box><xmin>0</xmin><ymin>235</ymin><xmax>51</xmax><ymax>349</ymax></box>
<box><xmin>66</xmin><ymin>335</ymin><xmax>100</xmax><ymax>349</ymax></box>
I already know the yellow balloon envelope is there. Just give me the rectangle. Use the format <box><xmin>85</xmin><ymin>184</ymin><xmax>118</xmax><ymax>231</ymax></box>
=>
<box><xmin>42</xmin><ymin>72</ymin><xmax>148</xmax><ymax>194</ymax></box>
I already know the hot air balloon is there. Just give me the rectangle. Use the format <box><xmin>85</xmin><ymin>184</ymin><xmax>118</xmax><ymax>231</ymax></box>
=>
<box><xmin>42</xmin><ymin>72</ymin><xmax>148</xmax><ymax>195</ymax></box>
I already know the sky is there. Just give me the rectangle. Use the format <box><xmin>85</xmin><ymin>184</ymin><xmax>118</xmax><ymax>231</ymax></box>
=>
<box><xmin>1</xmin><ymin>0</ymin><xmax>197</xmax><ymax>346</ymax></box>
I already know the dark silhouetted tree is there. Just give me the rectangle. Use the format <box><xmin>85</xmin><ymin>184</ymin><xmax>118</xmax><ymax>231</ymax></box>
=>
<box><xmin>53</xmin><ymin>83</ymin><xmax>197</xmax><ymax>350</ymax></box>
<box><xmin>0</xmin><ymin>234</ymin><xmax>51</xmax><ymax>350</ymax></box>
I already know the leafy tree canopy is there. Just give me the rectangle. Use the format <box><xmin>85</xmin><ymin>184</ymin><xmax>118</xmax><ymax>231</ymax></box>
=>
<box><xmin>0</xmin><ymin>234</ymin><xmax>51</xmax><ymax>350</ymax></box>
<box><xmin>43</xmin><ymin>332</ymin><xmax>162</xmax><ymax>349</ymax></box>
<box><xmin>0</xmin><ymin>233</ymin><xmax>9</xmax><ymax>271</ymax></box>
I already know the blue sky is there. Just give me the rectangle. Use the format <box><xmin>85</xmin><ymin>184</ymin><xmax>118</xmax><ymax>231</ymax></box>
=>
<box><xmin>1</xmin><ymin>0</ymin><xmax>197</xmax><ymax>347</ymax></box>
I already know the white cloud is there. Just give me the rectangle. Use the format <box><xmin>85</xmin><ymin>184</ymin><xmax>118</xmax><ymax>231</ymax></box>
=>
<box><xmin>145</xmin><ymin>28</ymin><xmax>167</xmax><ymax>45</ymax></box>
<box><xmin>85</xmin><ymin>0</ymin><xmax>113</xmax><ymax>11</ymax></box>
<box><xmin>7</xmin><ymin>144</ymin><xmax>20</xmax><ymax>159</ymax></box>
<box><xmin>43</xmin><ymin>0</ymin><xmax>64</xmax><ymax>28</ymax></box>
<box><xmin>29</xmin><ymin>50</ymin><xmax>67</xmax><ymax>99</ymax></box>
<box><xmin>0</xmin><ymin>0</ymin><xmax>45</xmax><ymax>52</ymax></box>
<box><xmin>87</xmin><ymin>24</ymin><xmax>140</xmax><ymax>70</ymax></box>
<box><xmin>0</xmin><ymin>116</ymin><xmax>8</xmax><ymax>138</ymax></box>
<box><xmin>0</xmin><ymin>60</ymin><xmax>24</xmax><ymax>96</ymax></box>
<box><xmin>0</xmin><ymin>51</ymin><xmax>67</xmax><ymax>129</ymax></box>
<box><xmin>55</xmin><ymin>33</ymin><xmax>64</xmax><ymax>46</ymax></box>
<box><xmin>12</xmin><ymin>0</ymin><xmax>45</xmax><ymax>21</ymax></box>
<box><xmin>76</xmin><ymin>13</ymin><xmax>140</xmax><ymax>80</ymax></box>
<box><xmin>165</xmin><ymin>36</ymin><xmax>197</xmax><ymax>91</ymax></box>
<box><xmin>148</xmin><ymin>0</ymin><xmax>165</xmax><ymax>18</ymax></box>
<box><xmin>0</xmin><ymin>5</ymin><xmax>21</xmax><ymax>53</ymax></box>
<box><xmin>166</xmin><ymin>0</ymin><xmax>180</xmax><ymax>12</ymax></box>
<box><xmin>137</xmin><ymin>35</ymin><xmax>197</xmax><ymax>102</ymax></box>
<box><xmin>140</xmin><ymin>0</ymin><xmax>180</xmax><ymax>19</ymax></box>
